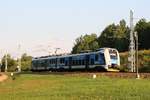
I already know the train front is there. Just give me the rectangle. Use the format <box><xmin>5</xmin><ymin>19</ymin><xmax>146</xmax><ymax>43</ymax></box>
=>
<box><xmin>102</xmin><ymin>48</ymin><xmax>120</xmax><ymax>71</ymax></box>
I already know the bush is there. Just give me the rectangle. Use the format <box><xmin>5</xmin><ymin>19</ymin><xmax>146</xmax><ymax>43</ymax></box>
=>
<box><xmin>119</xmin><ymin>50</ymin><xmax>150</xmax><ymax>72</ymax></box>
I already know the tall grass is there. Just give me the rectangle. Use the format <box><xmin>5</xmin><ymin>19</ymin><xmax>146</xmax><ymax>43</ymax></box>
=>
<box><xmin>0</xmin><ymin>73</ymin><xmax>150</xmax><ymax>100</ymax></box>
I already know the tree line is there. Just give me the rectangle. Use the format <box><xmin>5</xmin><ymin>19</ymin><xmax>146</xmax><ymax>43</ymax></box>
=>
<box><xmin>72</xmin><ymin>19</ymin><xmax>150</xmax><ymax>53</ymax></box>
<box><xmin>0</xmin><ymin>53</ymin><xmax>32</xmax><ymax>72</ymax></box>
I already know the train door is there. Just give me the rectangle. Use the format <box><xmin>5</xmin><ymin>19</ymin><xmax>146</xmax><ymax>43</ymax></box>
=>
<box><xmin>85</xmin><ymin>55</ymin><xmax>90</xmax><ymax>70</ymax></box>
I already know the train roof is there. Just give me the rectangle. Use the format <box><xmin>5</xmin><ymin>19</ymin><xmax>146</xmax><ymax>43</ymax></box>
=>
<box><xmin>32</xmin><ymin>47</ymin><xmax>118</xmax><ymax>61</ymax></box>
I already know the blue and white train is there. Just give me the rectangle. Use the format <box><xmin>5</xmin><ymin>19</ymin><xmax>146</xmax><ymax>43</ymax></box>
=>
<box><xmin>31</xmin><ymin>48</ymin><xmax>120</xmax><ymax>71</ymax></box>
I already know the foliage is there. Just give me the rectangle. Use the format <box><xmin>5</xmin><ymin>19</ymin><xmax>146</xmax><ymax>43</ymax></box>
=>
<box><xmin>0</xmin><ymin>53</ymin><xmax>32</xmax><ymax>72</ymax></box>
<box><xmin>72</xmin><ymin>33</ymin><xmax>99</xmax><ymax>54</ymax></box>
<box><xmin>98</xmin><ymin>20</ymin><xmax>130</xmax><ymax>52</ymax></box>
<box><xmin>20</xmin><ymin>53</ymin><xmax>32</xmax><ymax>71</ymax></box>
<box><xmin>120</xmin><ymin>50</ymin><xmax>150</xmax><ymax>72</ymax></box>
<box><xmin>135</xmin><ymin>19</ymin><xmax>150</xmax><ymax>50</ymax></box>
<box><xmin>1</xmin><ymin>54</ymin><xmax>17</xmax><ymax>72</ymax></box>
<box><xmin>72</xmin><ymin>19</ymin><xmax>150</xmax><ymax>54</ymax></box>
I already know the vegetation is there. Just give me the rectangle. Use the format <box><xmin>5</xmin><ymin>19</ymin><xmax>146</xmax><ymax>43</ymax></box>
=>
<box><xmin>72</xmin><ymin>19</ymin><xmax>150</xmax><ymax>53</ymax></box>
<box><xmin>135</xmin><ymin>19</ymin><xmax>150</xmax><ymax>50</ymax></box>
<box><xmin>120</xmin><ymin>50</ymin><xmax>150</xmax><ymax>72</ymax></box>
<box><xmin>0</xmin><ymin>53</ymin><xmax>32</xmax><ymax>72</ymax></box>
<box><xmin>0</xmin><ymin>73</ymin><xmax>150</xmax><ymax>100</ymax></box>
<box><xmin>1</xmin><ymin>54</ymin><xmax>17</xmax><ymax>72</ymax></box>
<box><xmin>98</xmin><ymin>20</ymin><xmax>129</xmax><ymax>52</ymax></box>
<box><xmin>72</xmin><ymin>33</ymin><xmax>99</xmax><ymax>54</ymax></box>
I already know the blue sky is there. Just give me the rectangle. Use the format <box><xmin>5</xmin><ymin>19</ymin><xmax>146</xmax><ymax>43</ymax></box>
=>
<box><xmin>0</xmin><ymin>0</ymin><xmax>150</xmax><ymax>57</ymax></box>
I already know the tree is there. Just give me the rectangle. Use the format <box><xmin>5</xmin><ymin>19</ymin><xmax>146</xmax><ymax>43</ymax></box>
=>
<box><xmin>98</xmin><ymin>24</ymin><xmax>116</xmax><ymax>48</ymax></box>
<box><xmin>1</xmin><ymin>54</ymin><xmax>17</xmax><ymax>72</ymax></box>
<box><xmin>72</xmin><ymin>33</ymin><xmax>99</xmax><ymax>54</ymax></box>
<box><xmin>98</xmin><ymin>19</ymin><xmax>129</xmax><ymax>52</ymax></box>
<box><xmin>21</xmin><ymin>53</ymin><xmax>32</xmax><ymax>71</ymax></box>
<box><xmin>135</xmin><ymin>19</ymin><xmax>150</xmax><ymax>50</ymax></box>
<box><xmin>0</xmin><ymin>53</ymin><xmax>32</xmax><ymax>72</ymax></box>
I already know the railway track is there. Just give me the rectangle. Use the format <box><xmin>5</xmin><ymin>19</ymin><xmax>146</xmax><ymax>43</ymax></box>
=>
<box><xmin>29</xmin><ymin>71</ymin><xmax>150</xmax><ymax>79</ymax></box>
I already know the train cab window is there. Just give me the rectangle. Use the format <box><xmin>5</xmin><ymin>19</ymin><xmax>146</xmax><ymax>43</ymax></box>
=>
<box><xmin>95</xmin><ymin>54</ymin><xmax>99</xmax><ymax>61</ymax></box>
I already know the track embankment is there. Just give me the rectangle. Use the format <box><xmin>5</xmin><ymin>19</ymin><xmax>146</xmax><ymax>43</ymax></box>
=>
<box><xmin>0</xmin><ymin>73</ymin><xmax>8</xmax><ymax>82</ymax></box>
<box><xmin>29</xmin><ymin>71</ymin><xmax>150</xmax><ymax>79</ymax></box>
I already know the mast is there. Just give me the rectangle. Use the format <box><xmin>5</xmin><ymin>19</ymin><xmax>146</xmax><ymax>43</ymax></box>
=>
<box><xmin>128</xmin><ymin>10</ymin><xmax>135</xmax><ymax>72</ymax></box>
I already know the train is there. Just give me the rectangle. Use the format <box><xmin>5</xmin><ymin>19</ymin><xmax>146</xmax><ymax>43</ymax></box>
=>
<box><xmin>31</xmin><ymin>48</ymin><xmax>120</xmax><ymax>72</ymax></box>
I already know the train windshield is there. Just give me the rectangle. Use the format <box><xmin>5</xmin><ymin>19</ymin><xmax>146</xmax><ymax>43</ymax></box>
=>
<box><xmin>109</xmin><ymin>49</ymin><xmax>118</xmax><ymax>59</ymax></box>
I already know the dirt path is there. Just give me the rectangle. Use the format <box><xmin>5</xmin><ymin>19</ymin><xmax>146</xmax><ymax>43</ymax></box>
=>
<box><xmin>0</xmin><ymin>73</ymin><xmax>8</xmax><ymax>82</ymax></box>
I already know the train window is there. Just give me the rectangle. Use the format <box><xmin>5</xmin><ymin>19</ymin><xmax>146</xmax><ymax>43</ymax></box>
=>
<box><xmin>91</xmin><ymin>59</ymin><xmax>94</xmax><ymax>65</ymax></box>
<box><xmin>62</xmin><ymin>58</ymin><xmax>65</xmax><ymax>63</ymax></box>
<box><xmin>32</xmin><ymin>61</ymin><xmax>37</xmax><ymax>67</ymax></box>
<box><xmin>65</xmin><ymin>61</ymin><xmax>68</xmax><ymax>66</ymax></box>
<box><xmin>99</xmin><ymin>53</ymin><xmax>105</xmax><ymax>65</ymax></box>
<box><xmin>60</xmin><ymin>58</ymin><xmax>65</xmax><ymax>63</ymax></box>
<box><xmin>49</xmin><ymin>60</ymin><xmax>51</xmax><ymax>64</ymax></box>
<box><xmin>109</xmin><ymin>50</ymin><xmax>117</xmax><ymax>59</ymax></box>
<box><xmin>82</xmin><ymin>60</ymin><xmax>85</xmax><ymax>65</ymax></box>
<box><xmin>41</xmin><ymin>61</ymin><xmax>46</xmax><ymax>67</ymax></box>
<box><xmin>54</xmin><ymin>59</ymin><xmax>56</xmax><ymax>64</ymax></box>
<box><xmin>75</xmin><ymin>60</ymin><xmax>78</xmax><ymax>65</ymax></box>
<box><xmin>60</xmin><ymin>58</ymin><xmax>62</xmax><ymax>63</ymax></box>
<box><xmin>79</xmin><ymin>60</ymin><xmax>81</xmax><ymax>65</ymax></box>
<box><xmin>95</xmin><ymin>54</ymin><xmax>99</xmax><ymax>61</ymax></box>
<box><xmin>74</xmin><ymin>60</ymin><xmax>76</xmax><ymax>65</ymax></box>
<box><xmin>51</xmin><ymin>59</ymin><xmax>53</xmax><ymax>64</ymax></box>
<box><xmin>72</xmin><ymin>60</ymin><xmax>74</xmax><ymax>65</ymax></box>
<box><xmin>77</xmin><ymin>60</ymin><xmax>79</xmax><ymax>65</ymax></box>
<box><xmin>44</xmin><ymin>60</ymin><xmax>48</xmax><ymax>67</ymax></box>
<box><xmin>52</xmin><ymin>59</ymin><xmax>54</xmax><ymax>64</ymax></box>
<box><xmin>51</xmin><ymin>60</ymin><xmax>53</xmax><ymax>64</ymax></box>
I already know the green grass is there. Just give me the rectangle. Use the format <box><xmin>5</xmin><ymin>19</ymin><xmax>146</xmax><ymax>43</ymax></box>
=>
<box><xmin>0</xmin><ymin>73</ymin><xmax>150</xmax><ymax>100</ymax></box>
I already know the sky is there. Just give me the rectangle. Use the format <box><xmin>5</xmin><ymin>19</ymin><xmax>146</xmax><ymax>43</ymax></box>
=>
<box><xmin>0</xmin><ymin>0</ymin><xmax>150</xmax><ymax>58</ymax></box>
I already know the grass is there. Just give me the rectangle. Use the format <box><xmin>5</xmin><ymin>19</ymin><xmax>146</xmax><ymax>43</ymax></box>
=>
<box><xmin>0</xmin><ymin>73</ymin><xmax>150</xmax><ymax>100</ymax></box>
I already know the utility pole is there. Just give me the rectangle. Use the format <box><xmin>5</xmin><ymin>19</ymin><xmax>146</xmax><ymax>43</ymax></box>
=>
<box><xmin>5</xmin><ymin>52</ymin><xmax>7</xmax><ymax>72</ymax></box>
<box><xmin>134</xmin><ymin>32</ymin><xmax>140</xmax><ymax>78</ymax></box>
<box><xmin>0</xmin><ymin>59</ymin><xmax>1</xmax><ymax>72</ymax></box>
<box><xmin>17</xmin><ymin>44</ymin><xmax>21</xmax><ymax>72</ymax></box>
<box><xmin>128</xmin><ymin>10</ymin><xmax>136</xmax><ymax>72</ymax></box>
